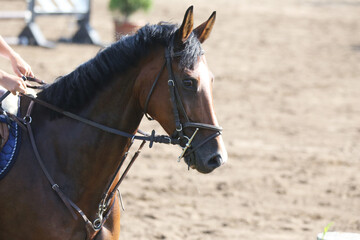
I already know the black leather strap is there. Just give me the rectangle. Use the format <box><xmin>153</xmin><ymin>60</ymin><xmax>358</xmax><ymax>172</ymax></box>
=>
<box><xmin>25</xmin><ymin>101</ymin><xmax>79</xmax><ymax>220</ymax></box>
<box><xmin>143</xmin><ymin>62</ymin><xmax>166</xmax><ymax>121</ymax></box>
<box><xmin>19</xmin><ymin>94</ymin><xmax>180</xmax><ymax>147</ymax></box>
<box><xmin>104</xmin><ymin>140</ymin><xmax>146</xmax><ymax>208</ymax></box>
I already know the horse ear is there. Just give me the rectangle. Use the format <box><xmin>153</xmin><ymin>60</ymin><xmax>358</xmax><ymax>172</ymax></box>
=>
<box><xmin>176</xmin><ymin>6</ymin><xmax>194</xmax><ymax>43</ymax></box>
<box><xmin>193</xmin><ymin>11</ymin><xmax>216</xmax><ymax>43</ymax></box>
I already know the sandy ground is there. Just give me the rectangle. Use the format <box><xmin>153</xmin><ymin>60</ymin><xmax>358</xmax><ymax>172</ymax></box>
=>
<box><xmin>1</xmin><ymin>0</ymin><xmax>360</xmax><ymax>239</ymax></box>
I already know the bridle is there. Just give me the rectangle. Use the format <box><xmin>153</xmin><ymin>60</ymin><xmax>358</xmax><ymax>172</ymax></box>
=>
<box><xmin>1</xmin><ymin>44</ymin><xmax>222</xmax><ymax>239</ymax></box>
<box><xmin>143</xmin><ymin>46</ymin><xmax>222</xmax><ymax>163</ymax></box>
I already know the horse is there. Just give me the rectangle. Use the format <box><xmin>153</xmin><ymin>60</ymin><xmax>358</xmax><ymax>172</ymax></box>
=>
<box><xmin>0</xmin><ymin>6</ymin><xmax>227</xmax><ymax>240</ymax></box>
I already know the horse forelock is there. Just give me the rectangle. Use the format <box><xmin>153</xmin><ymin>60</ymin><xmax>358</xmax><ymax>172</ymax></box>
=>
<box><xmin>37</xmin><ymin>23</ymin><xmax>203</xmax><ymax>116</ymax></box>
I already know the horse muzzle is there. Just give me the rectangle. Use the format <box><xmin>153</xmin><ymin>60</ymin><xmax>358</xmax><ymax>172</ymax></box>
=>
<box><xmin>183</xmin><ymin>133</ymin><xmax>228</xmax><ymax>173</ymax></box>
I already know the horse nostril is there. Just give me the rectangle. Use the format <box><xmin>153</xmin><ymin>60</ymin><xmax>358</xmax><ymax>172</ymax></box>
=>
<box><xmin>207</xmin><ymin>155</ymin><xmax>222</xmax><ymax>169</ymax></box>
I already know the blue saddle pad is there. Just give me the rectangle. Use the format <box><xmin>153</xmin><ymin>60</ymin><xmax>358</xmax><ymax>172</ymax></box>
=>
<box><xmin>0</xmin><ymin>109</ymin><xmax>21</xmax><ymax>181</ymax></box>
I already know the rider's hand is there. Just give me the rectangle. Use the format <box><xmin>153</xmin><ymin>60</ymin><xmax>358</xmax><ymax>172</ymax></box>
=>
<box><xmin>0</xmin><ymin>69</ymin><xmax>27</xmax><ymax>95</ymax></box>
<box><xmin>9</xmin><ymin>53</ymin><xmax>34</xmax><ymax>78</ymax></box>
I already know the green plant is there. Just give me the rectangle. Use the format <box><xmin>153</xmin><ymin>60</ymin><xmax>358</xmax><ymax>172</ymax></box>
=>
<box><xmin>109</xmin><ymin>0</ymin><xmax>152</xmax><ymax>22</ymax></box>
<box><xmin>321</xmin><ymin>222</ymin><xmax>334</xmax><ymax>240</ymax></box>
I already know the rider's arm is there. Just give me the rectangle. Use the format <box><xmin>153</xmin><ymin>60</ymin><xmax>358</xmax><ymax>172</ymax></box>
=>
<box><xmin>0</xmin><ymin>35</ymin><xmax>34</xmax><ymax>78</ymax></box>
<box><xmin>0</xmin><ymin>36</ymin><xmax>31</xmax><ymax>94</ymax></box>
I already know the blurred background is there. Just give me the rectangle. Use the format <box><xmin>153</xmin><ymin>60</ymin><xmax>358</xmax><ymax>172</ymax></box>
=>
<box><xmin>1</xmin><ymin>0</ymin><xmax>360</xmax><ymax>239</ymax></box>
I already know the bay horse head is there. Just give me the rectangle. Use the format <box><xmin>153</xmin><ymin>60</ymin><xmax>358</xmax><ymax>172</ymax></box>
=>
<box><xmin>137</xmin><ymin>6</ymin><xmax>228</xmax><ymax>173</ymax></box>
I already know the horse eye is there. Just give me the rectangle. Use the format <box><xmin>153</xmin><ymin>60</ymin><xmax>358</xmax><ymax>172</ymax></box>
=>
<box><xmin>183</xmin><ymin>79</ymin><xmax>193</xmax><ymax>88</ymax></box>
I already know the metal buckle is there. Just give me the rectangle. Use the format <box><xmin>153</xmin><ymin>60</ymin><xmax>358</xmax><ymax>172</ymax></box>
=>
<box><xmin>23</xmin><ymin>116</ymin><xmax>32</xmax><ymax>124</ymax></box>
<box><xmin>164</xmin><ymin>136</ymin><xmax>171</xmax><ymax>144</ymax></box>
<box><xmin>176</xmin><ymin>124</ymin><xmax>183</xmax><ymax>132</ymax></box>
<box><xmin>168</xmin><ymin>79</ymin><xmax>175</xmax><ymax>86</ymax></box>
<box><xmin>93</xmin><ymin>218</ymin><xmax>102</xmax><ymax>230</ymax></box>
<box><xmin>93</xmin><ymin>199</ymin><xmax>107</xmax><ymax>230</ymax></box>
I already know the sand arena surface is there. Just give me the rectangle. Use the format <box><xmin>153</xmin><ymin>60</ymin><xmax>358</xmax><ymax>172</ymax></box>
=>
<box><xmin>1</xmin><ymin>0</ymin><xmax>360</xmax><ymax>239</ymax></box>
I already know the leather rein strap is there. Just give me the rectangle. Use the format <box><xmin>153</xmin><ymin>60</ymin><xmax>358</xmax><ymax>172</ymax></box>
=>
<box><xmin>20</xmin><ymin>93</ymin><xmax>178</xmax><ymax>147</ymax></box>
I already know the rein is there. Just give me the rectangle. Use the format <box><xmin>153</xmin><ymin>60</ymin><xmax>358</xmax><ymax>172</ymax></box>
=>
<box><xmin>1</xmin><ymin>45</ymin><xmax>222</xmax><ymax>239</ymax></box>
<box><xmin>20</xmin><ymin>93</ymin><xmax>178</xmax><ymax>147</ymax></box>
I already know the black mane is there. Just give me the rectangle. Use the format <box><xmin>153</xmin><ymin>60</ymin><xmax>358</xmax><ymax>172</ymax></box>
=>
<box><xmin>37</xmin><ymin>23</ymin><xmax>203</xmax><ymax>114</ymax></box>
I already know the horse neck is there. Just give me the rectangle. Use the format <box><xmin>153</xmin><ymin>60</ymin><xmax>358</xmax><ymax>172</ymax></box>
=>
<box><xmin>28</xmin><ymin>69</ymin><xmax>144</xmax><ymax>210</ymax></box>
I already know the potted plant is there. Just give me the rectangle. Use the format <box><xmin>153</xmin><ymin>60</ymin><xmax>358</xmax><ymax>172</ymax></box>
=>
<box><xmin>109</xmin><ymin>0</ymin><xmax>152</xmax><ymax>40</ymax></box>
